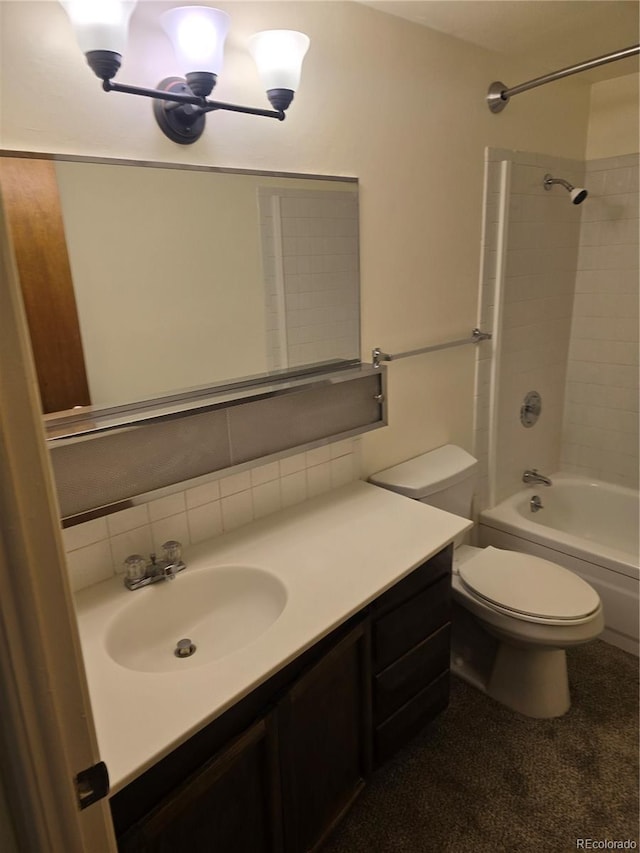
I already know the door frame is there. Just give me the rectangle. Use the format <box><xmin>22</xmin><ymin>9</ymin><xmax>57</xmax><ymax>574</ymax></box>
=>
<box><xmin>0</xmin><ymin>190</ymin><xmax>117</xmax><ymax>851</ymax></box>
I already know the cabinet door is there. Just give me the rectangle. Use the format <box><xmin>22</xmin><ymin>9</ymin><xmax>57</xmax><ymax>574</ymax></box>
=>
<box><xmin>118</xmin><ymin>714</ymin><xmax>282</xmax><ymax>853</ymax></box>
<box><xmin>278</xmin><ymin>622</ymin><xmax>371</xmax><ymax>853</ymax></box>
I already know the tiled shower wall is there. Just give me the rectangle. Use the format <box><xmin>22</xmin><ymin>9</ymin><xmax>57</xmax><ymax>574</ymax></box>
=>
<box><xmin>63</xmin><ymin>438</ymin><xmax>362</xmax><ymax>593</ymax></box>
<box><xmin>475</xmin><ymin>149</ymin><xmax>584</xmax><ymax>507</ymax></box>
<box><xmin>561</xmin><ymin>153</ymin><xmax>639</xmax><ymax>489</ymax></box>
<box><xmin>476</xmin><ymin>148</ymin><xmax>639</xmax><ymax>508</ymax></box>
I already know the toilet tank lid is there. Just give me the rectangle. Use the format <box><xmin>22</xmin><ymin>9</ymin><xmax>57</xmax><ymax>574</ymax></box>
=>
<box><xmin>369</xmin><ymin>444</ymin><xmax>478</xmax><ymax>499</ymax></box>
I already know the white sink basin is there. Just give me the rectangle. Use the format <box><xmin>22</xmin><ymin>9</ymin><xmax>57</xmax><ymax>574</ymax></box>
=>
<box><xmin>105</xmin><ymin>566</ymin><xmax>288</xmax><ymax>673</ymax></box>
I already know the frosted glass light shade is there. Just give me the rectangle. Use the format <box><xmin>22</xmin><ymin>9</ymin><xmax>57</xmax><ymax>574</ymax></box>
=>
<box><xmin>60</xmin><ymin>0</ymin><xmax>137</xmax><ymax>55</ymax></box>
<box><xmin>161</xmin><ymin>6</ymin><xmax>230</xmax><ymax>75</ymax></box>
<box><xmin>248</xmin><ymin>30</ymin><xmax>310</xmax><ymax>92</ymax></box>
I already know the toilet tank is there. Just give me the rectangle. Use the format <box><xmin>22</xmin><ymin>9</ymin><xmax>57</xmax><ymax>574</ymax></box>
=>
<box><xmin>369</xmin><ymin>444</ymin><xmax>478</xmax><ymax>519</ymax></box>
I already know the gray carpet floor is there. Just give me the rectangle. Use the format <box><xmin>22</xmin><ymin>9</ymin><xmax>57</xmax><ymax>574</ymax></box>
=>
<box><xmin>322</xmin><ymin>639</ymin><xmax>639</xmax><ymax>853</ymax></box>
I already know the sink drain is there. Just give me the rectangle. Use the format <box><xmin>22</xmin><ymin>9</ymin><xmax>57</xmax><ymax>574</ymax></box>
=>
<box><xmin>174</xmin><ymin>638</ymin><xmax>196</xmax><ymax>658</ymax></box>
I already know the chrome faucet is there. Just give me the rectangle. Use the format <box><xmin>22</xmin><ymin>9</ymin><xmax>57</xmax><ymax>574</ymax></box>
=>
<box><xmin>522</xmin><ymin>469</ymin><xmax>552</xmax><ymax>487</ymax></box>
<box><xmin>123</xmin><ymin>540</ymin><xmax>186</xmax><ymax>590</ymax></box>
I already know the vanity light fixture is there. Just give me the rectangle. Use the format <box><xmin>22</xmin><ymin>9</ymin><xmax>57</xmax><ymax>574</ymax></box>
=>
<box><xmin>59</xmin><ymin>2</ymin><xmax>310</xmax><ymax>144</ymax></box>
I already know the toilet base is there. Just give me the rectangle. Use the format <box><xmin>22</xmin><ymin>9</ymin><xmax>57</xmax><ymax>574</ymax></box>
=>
<box><xmin>450</xmin><ymin>602</ymin><xmax>573</xmax><ymax>719</ymax></box>
<box><xmin>487</xmin><ymin>643</ymin><xmax>570</xmax><ymax>718</ymax></box>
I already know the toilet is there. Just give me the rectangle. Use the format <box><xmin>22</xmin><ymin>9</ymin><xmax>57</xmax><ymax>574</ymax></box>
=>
<box><xmin>369</xmin><ymin>444</ymin><xmax>604</xmax><ymax>718</ymax></box>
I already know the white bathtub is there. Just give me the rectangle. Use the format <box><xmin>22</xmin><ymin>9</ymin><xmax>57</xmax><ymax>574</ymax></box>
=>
<box><xmin>478</xmin><ymin>474</ymin><xmax>639</xmax><ymax>656</ymax></box>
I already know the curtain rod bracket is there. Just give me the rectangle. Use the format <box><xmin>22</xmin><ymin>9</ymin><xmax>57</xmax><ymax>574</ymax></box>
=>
<box><xmin>487</xmin><ymin>81</ymin><xmax>509</xmax><ymax>113</ymax></box>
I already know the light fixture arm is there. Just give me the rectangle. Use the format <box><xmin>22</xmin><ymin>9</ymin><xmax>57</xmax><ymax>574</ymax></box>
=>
<box><xmin>199</xmin><ymin>100</ymin><xmax>285</xmax><ymax>120</ymax></box>
<box><xmin>99</xmin><ymin>74</ymin><xmax>286</xmax><ymax>144</ymax></box>
<box><xmin>102</xmin><ymin>78</ymin><xmax>285</xmax><ymax>120</ymax></box>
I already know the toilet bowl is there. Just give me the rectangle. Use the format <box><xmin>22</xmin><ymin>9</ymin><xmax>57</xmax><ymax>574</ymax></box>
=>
<box><xmin>452</xmin><ymin>544</ymin><xmax>603</xmax><ymax>717</ymax></box>
<box><xmin>369</xmin><ymin>445</ymin><xmax>604</xmax><ymax>718</ymax></box>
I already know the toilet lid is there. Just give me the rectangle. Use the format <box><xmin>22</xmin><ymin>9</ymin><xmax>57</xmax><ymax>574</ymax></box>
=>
<box><xmin>459</xmin><ymin>547</ymin><xmax>600</xmax><ymax>620</ymax></box>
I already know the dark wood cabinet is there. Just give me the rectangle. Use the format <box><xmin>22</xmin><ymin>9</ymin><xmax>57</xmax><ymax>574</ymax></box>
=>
<box><xmin>278</xmin><ymin>623</ymin><xmax>371</xmax><ymax>853</ymax></box>
<box><xmin>110</xmin><ymin>546</ymin><xmax>452</xmax><ymax>852</ymax></box>
<box><xmin>117</xmin><ymin>714</ymin><xmax>283</xmax><ymax>853</ymax></box>
<box><xmin>370</xmin><ymin>544</ymin><xmax>452</xmax><ymax>766</ymax></box>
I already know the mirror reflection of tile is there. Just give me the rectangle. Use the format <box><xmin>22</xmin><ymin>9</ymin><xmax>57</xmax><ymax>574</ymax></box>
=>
<box><xmin>258</xmin><ymin>187</ymin><xmax>360</xmax><ymax>372</ymax></box>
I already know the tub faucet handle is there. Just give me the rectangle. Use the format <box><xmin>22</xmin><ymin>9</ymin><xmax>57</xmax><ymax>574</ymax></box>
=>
<box><xmin>530</xmin><ymin>495</ymin><xmax>544</xmax><ymax>512</ymax></box>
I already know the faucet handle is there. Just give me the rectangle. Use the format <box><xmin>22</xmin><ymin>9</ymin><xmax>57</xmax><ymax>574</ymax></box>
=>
<box><xmin>124</xmin><ymin>554</ymin><xmax>146</xmax><ymax>582</ymax></box>
<box><xmin>162</xmin><ymin>540</ymin><xmax>182</xmax><ymax>563</ymax></box>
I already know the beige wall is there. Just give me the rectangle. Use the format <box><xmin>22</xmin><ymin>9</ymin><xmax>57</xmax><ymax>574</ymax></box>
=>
<box><xmin>0</xmin><ymin>1</ymin><xmax>592</xmax><ymax>475</ymax></box>
<box><xmin>587</xmin><ymin>73</ymin><xmax>640</xmax><ymax>160</ymax></box>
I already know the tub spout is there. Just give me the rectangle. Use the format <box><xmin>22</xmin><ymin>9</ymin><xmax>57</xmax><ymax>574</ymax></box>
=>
<box><xmin>523</xmin><ymin>469</ymin><xmax>552</xmax><ymax>486</ymax></box>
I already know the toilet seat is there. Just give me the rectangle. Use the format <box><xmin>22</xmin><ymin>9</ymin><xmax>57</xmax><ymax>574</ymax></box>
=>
<box><xmin>458</xmin><ymin>546</ymin><xmax>601</xmax><ymax>625</ymax></box>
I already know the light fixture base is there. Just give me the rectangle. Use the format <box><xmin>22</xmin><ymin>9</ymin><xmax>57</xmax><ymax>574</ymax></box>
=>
<box><xmin>86</xmin><ymin>50</ymin><xmax>122</xmax><ymax>82</ymax></box>
<box><xmin>266</xmin><ymin>88</ymin><xmax>294</xmax><ymax>113</ymax></box>
<box><xmin>185</xmin><ymin>71</ymin><xmax>216</xmax><ymax>98</ymax></box>
<box><xmin>487</xmin><ymin>81</ymin><xmax>509</xmax><ymax>113</ymax></box>
<box><xmin>153</xmin><ymin>77</ymin><xmax>205</xmax><ymax>145</ymax></box>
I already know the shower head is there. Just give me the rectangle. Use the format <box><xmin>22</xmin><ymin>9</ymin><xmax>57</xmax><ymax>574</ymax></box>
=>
<box><xmin>543</xmin><ymin>173</ymin><xmax>588</xmax><ymax>205</ymax></box>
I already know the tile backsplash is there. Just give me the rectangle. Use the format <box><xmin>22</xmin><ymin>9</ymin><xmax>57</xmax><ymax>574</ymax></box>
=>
<box><xmin>63</xmin><ymin>438</ymin><xmax>361</xmax><ymax>593</ymax></box>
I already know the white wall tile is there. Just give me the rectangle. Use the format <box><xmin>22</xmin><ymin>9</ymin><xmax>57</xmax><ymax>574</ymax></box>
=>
<box><xmin>219</xmin><ymin>471</ymin><xmax>252</xmax><ymax>498</ymax></box>
<box><xmin>307</xmin><ymin>462</ymin><xmax>331</xmax><ymax>497</ymax></box>
<box><xmin>330</xmin><ymin>438</ymin><xmax>355</xmax><ymax>459</ymax></box>
<box><xmin>281</xmin><ymin>470</ymin><xmax>307</xmax><ymax>507</ymax></box>
<box><xmin>186</xmin><ymin>480</ymin><xmax>221</xmax><ymax>509</ymax></box>
<box><xmin>66</xmin><ymin>541</ymin><xmax>113</xmax><ymax>593</ymax></box>
<box><xmin>148</xmin><ymin>492</ymin><xmax>186</xmax><ymax>522</ymax></box>
<box><xmin>221</xmin><ymin>490</ymin><xmax>254</xmax><ymax>531</ymax></box>
<box><xmin>252</xmin><ymin>480</ymin><xmax>282</xmax><ymax>519</ymax></box>
<box><xmin>279</xmin><ymin>452</ymin><xmax>306</xmax><ymax>476</ymax></box>
<box><xmin>187</xmin><ymin>501</ymin><xmax>223</xmax><ymax>544</ymax></box>
<box><xmin>151</xmin><ymin>513</ymin><xmax>190</xmax><ymax>554</ymax></box>
<box><xmin>330</xmin><ymin>454</ymin><xmax>354</xmax><ymax>488</ymax></box>
<box><xmin>561</xmin><ymin>153</ymin><xmax>639</xmax><ymax>488</ymax></box>
<box><xmin>305</xmin><ymin>445</ymin><xmax>331</xmax><ymax>467</ymax></box>
<box><xmin>106</xmin><ymin>504</ymin><xmax>149</xmax><ymax>537</ymax></box>
<box><xmin>109</xmin><ymin>525</ymin><xmax>154</xmax><ymax>574</ymax></box>
<box><xmin>63</xmin><ymin>516</ymin><xmax>108</xmax><ymax>552</ymax></box>
<box><xmin>250</xmin><ymin>461</ymin><xmax>280</xmax><ymax>486</ymax></box>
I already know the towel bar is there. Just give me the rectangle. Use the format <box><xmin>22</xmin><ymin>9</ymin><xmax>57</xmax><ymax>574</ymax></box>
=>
<box><xmin>372</xmin><ymin>328</ymin><xmax>491</xmax><ymax>368</ymax></box>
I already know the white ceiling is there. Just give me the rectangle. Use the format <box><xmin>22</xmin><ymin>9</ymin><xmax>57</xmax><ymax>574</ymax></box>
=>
<box><xmin>362</xmin><ymin>1</ymin><xmax>639</xmax><ymax>83</ymax></box>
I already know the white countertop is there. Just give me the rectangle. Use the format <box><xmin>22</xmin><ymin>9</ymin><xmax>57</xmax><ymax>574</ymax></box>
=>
<box><xmin>74</xmin><ymin>480</ymin><xmax>471</xmax><ymax>794</ymax></box>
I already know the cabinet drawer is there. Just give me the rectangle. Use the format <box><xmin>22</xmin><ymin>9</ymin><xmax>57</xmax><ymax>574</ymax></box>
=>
<box><xmin>371</xmin><ymin>546</ymin><xmax>451</xmax><ymax>619</ymax></box>
<box><xmin>373</xmin><ymin>624</ymin><xmax>450</xmax><ymax>725</ymax></box>
<box><xmin>372</xmin><ymin>574</ymin><xmax>450</xmax><ymax>672</ymax></box>
<box><xmin>373</xmin><ymin>671</ymin><xmax>449</xmax><ymax>767</ymax></box>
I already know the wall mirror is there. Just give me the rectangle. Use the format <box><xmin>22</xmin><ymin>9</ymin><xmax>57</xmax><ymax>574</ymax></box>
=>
<box><xmin>0</xmin><ymin>152</ymin><xmax>360</xmax><ymax>438</ymax></box>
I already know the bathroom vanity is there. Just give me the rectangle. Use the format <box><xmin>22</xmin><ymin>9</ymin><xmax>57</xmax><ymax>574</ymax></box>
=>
<box><xmin>73</xmin><ymin>481</ymin><xmax>471</xmax><ymax>852</ymax></box>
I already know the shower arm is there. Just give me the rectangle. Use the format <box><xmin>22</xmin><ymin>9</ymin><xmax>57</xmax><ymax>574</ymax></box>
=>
<box><xmin>487</xmin><ymin>43</ymin><xmax>640</xmax><ymax>113</ymax></box>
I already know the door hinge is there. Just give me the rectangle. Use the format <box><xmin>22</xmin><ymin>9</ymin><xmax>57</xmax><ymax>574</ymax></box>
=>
<box><xmin>75</xmin><ymin>761</ymin><xmax>109</xmax><ymax>810</ymax></box>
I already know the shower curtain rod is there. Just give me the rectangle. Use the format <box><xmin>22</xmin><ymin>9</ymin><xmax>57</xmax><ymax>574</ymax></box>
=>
<box><xmin>487</xmin><ymin>43</ymin><xmax>640</xmax><ymax>113</ymax></box>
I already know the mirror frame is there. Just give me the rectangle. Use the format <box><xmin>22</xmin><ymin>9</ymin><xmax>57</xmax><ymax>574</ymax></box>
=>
<box><xmin>0</xmin><ymin>150</ymin><xmax>362</xmax><ymax>442</ymax></box>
